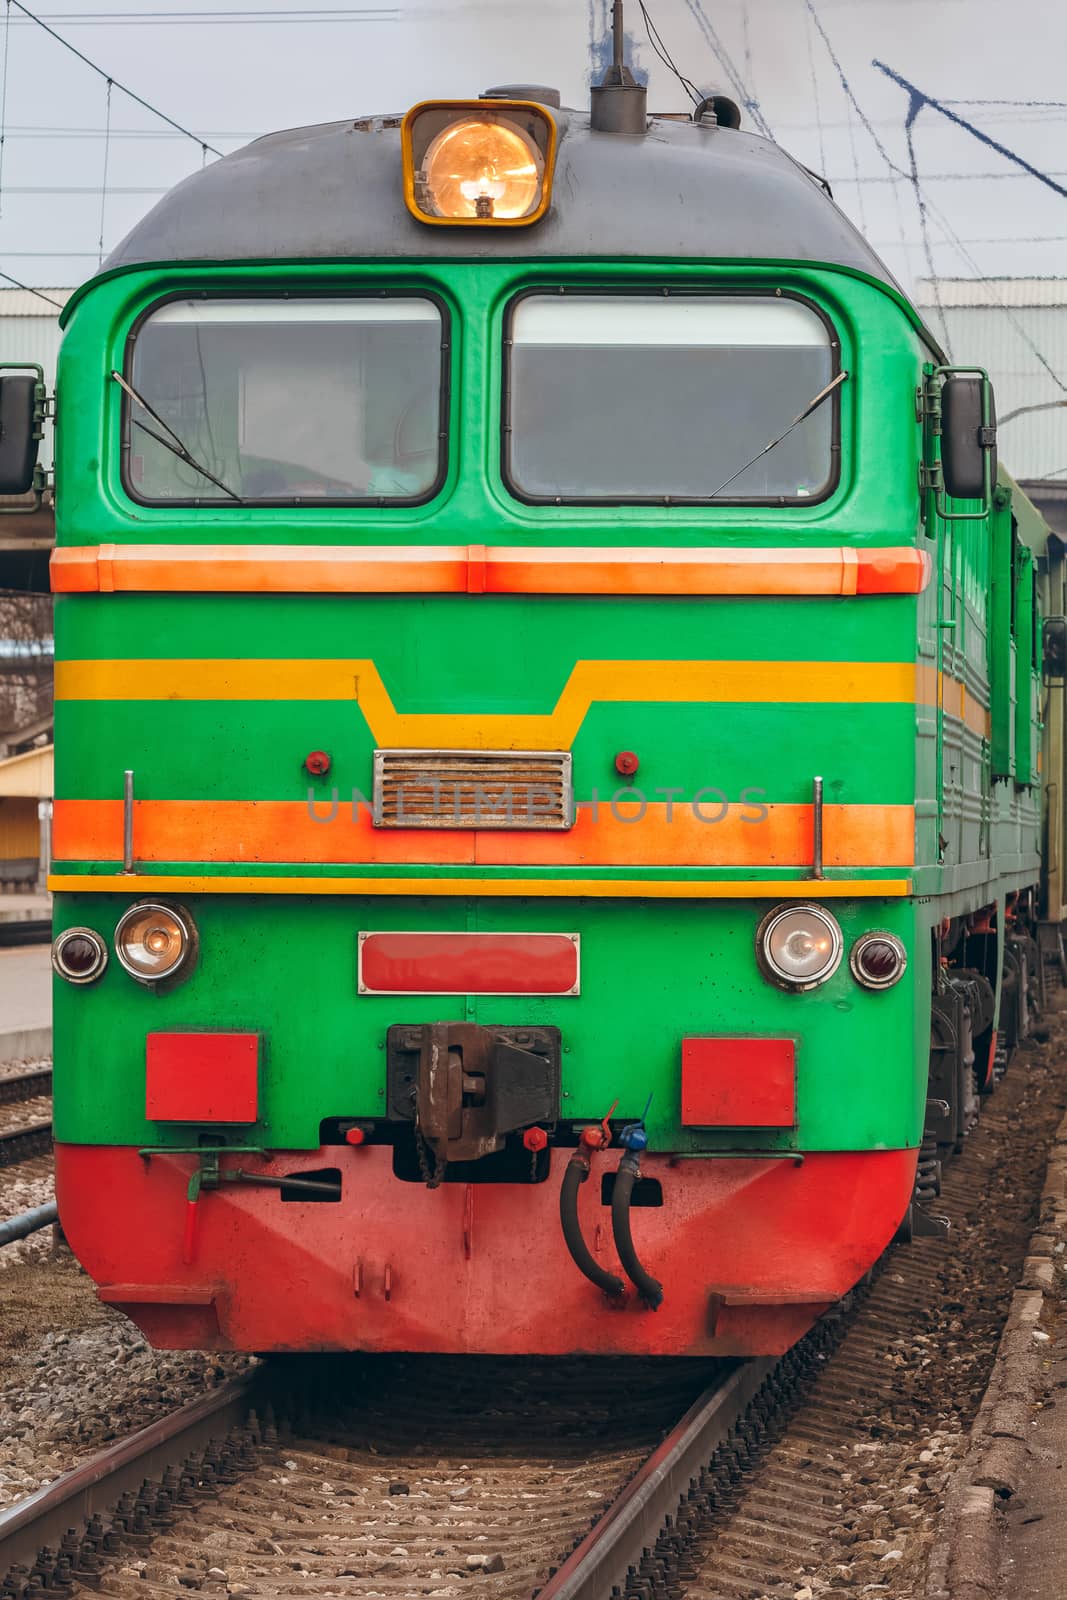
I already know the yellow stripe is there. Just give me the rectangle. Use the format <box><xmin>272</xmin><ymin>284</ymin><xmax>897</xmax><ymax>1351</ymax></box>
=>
<box><xmin>55</xmin><ymin>658</ymin><xmax>918</xmax><ymax>751</ymax></box>
<box><xmin>915</xmin><ymin>664</ymin><xmax>992</xmax><ymax>740</ymax></box>
<box><xmin>48</xmin><ymin>872</ymin><xmax>912</xmax><ymax>899</ymax></box>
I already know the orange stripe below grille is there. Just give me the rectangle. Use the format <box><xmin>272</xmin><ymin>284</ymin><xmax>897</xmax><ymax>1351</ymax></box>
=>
<box><xmin>52</xmin><ymin>799</ymin><xmax>915</xmax><ymax>869</ymax></box>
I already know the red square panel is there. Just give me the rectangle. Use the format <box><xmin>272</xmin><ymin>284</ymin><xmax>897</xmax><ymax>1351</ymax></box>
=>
<box><xmin>681</xmin><ymin>1037</ymin><xmax>796</xmax><ymax>1129</ymax></box>
<box><xmin>146</xmin><ymin>1032</ymin><xmax>260</xmax><ymax>1124</ymax></box>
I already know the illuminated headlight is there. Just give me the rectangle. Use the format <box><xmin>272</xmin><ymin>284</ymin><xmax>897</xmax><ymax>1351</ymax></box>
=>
<box><xmin>115</xmin><ymin>902</ymin><xmax>195</xmax><ymax>985</ymax></box>
<box><xmin>850</xmin><ymin>931</ymin><xmax>907</xmax><ymax>991</ymax></box>
<box><xmin>756</xmin><ymin>903</ymin><xmax>843</xmax><ymax>992</ymax></box>
<box><xmin>52</xmin><ymin>926</ymin><xmax>108</xmax><ymax>986</ymax></box>
<box><xmin>402</xmin><ymin>100</ymin><xmax>556</xmax><ymax>226</ymax></box>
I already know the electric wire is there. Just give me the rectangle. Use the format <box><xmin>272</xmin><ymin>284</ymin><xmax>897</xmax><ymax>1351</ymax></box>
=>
<box><xmin>801</xmin><ymin>0</ymin><xmax>1067</xmax><ymax>402</ymax></box>
<box><xmin>96</xmin><ymin>76</ymin><xmax>111</xmax><ymax>266</ymax></box>
<box><xmin>874</xmin><ymin>61</ymin><xmax>1067</xmax><ymax>201</ymax></box>
<box><xmin>637</xmin><ymin>0</ymin><xmax>700</xmax><ymax>106</ymax></box>
<box><xmin>0</xmin><ymin>270</ymin><xmax>63</xmax><ymax>308</ymax></box>
<box><xmin>0</xmin><ymin>2</ymin><xmax>10</xmax><ymax>218</ymax></box>
<box><xmin>6</xmin><ymin>0</ymin><xmax>220</xmax><ymax>157</ymax></box>
<box><xmin>681</xmin><ymin>0</ymin><xmax>775</xmax><ymax>138</ymax></box>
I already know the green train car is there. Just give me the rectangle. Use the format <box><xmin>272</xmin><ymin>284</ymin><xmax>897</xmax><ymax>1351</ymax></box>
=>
<box><xmin>3</xmin><ymin>24</ymin><xmax>1059</xmax><ymax>1356</ymax></box>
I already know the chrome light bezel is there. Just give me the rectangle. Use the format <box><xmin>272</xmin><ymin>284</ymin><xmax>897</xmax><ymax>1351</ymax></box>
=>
<box><xmin>756</xmin><ymin>901</ymin><xmax>844</xmax><ymax>992</ymax></box>
<box><xmin>114</xmin><ymin>900</ymin><xmax>196</xmax><ymax>986</ymax></box>
<box><xmin>849</xmin><ymin>930</ymin><xmax>908</xmax><ymax>991</ymax></box>
<box><xmin>51</xmin><ymin>926</ymin><xmax>109</xmax><ymax>986</ymax></box>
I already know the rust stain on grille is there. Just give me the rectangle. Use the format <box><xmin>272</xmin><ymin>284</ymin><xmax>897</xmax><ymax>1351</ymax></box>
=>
<box><xmin>373</xmin><ymin>749</ymin><xmax>574</xmax><ymax>831</ymax></box>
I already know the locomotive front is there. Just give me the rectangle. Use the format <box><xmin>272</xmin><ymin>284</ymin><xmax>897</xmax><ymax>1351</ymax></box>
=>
<box><xmin>43</xmin><ymin>67</ymin><xmax>938</xmax><ymax>1356</ymax></box>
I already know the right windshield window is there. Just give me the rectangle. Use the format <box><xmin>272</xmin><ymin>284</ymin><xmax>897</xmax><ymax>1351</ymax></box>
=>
<box><xmin>504</xmin><ymin>293</ymin><xmax>838</xmax><ymax>504</ymax></box>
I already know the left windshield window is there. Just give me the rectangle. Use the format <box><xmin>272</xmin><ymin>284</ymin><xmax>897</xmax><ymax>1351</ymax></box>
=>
<box><xmin>123</xmin><ymin>297</ymin><xmax>446</xmax><ymax>505</ymax></box>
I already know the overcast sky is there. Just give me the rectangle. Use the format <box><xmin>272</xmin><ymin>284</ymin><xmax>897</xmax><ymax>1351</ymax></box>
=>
<box><xmin>0</xmin><ymin>0</ymin><xmax>1063</xmax><ymax>296</ymax></box>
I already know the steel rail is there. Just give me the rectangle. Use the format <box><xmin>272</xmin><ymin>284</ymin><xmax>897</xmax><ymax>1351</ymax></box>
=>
<box><xmin>0</xmin><ymin>1121</ymin><xmax>52</xmax><ymax>1168</ymax></box>
<box><xmin>0</xmin><ymin>1069</ymin><xmax>52</xmax><ymax>1107</ymax></box>
<box><xmin>0</xmin><ymin>1374</ymin><xmax>259</xmax><ymax>1576</ymax></box>
<box><xmin>536</xmin><ymin>1355</ymin><xmax>777</xmax><ymax>1600</ymax></box>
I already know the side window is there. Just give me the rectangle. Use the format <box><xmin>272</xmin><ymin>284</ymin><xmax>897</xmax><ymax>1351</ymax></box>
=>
<box><xmin>123</xmin><ymin>296</ymin><xmax>448</xmax><ymax>506</ymax></box>
<box><xmin>502</xmin><ymin>292</ymin><xmax>839</xmax><ymax>506</ymax></box>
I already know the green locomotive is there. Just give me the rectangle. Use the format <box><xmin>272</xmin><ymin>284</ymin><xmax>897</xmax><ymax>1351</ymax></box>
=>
<box><xmin>2</xmin><ymin>12</ymin><xmax>1056</xmax><ymax>1355</ymax></box>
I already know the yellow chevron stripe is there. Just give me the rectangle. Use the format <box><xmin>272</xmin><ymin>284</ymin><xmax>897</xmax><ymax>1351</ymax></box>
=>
<box><xmin>55</xmin><ymin>658</ymin><xmax>918</xmax><ymax>751</ymax></box>
<box><xmin>47</xmin><ymin>872</ymin><xmax>913</xmax><ymax>900</ymax></box>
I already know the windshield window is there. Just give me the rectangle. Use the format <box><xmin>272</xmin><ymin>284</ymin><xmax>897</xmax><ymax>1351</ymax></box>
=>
<box><xmin>505</xmin><ymin>294</ymin><xmax>836</xmax><ymax>504</ymax></box>
<box><xmin>125</xmin><ymin>297</ymin><xmax>446</xmax><ymax>504</ymax></box>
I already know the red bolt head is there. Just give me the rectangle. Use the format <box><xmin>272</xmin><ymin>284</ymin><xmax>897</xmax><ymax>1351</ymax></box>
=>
<box><xmin>523</xmin><ymin>1127</ymin><xmax>549</xmax><ymax>1153</ymax></box>
<box><xmin>344</xmin><ymin>1126</ymin><xmax>366</xmax><ymax>1147</ymax></box>
<box><xmin>615</xmin><ymin>750</ymin><xmax>640</xmax><ymax>777</ymax></box>
<box><xmin>579</xmin><ymin>1125</ymin><xmax>606</xmax><ymax>1150</ymax></box>
<box><xmin>305</xmin><ymin>750</ymin><xmax>331</xmax><ymax>776</ymax></box>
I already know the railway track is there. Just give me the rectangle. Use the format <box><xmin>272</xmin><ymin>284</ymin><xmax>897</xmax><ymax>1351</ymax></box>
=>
<box><xmin>0</xmin><ymin>983</ymin><xmax>1060</xmax><ymax>1598</ymax></box>
<box><xmin>0</xmin><ymin>1120</ymin><xmax>52</xmax><ymax>1171</ymax></box>
<box><xmin>0</xmin><ymin>1069</ymin><xmax>52</xmax><ymax>1108</ymax></box>
<box><xmin>0</xmin><ymin>1068</ymin><xmax>54</xmax><ymax>1174</ymax></box>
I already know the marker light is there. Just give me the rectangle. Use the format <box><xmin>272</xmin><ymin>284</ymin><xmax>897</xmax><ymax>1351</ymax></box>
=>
<box><xmin>402</xmin><ymin>100</ymin><xmax>557</xmax><ymax>227</ymax></box>
<box><xmin>115</xmin><ymin>902</ymin><xmax>195</xmax><ymax>985</ymax></box>
<box><xmin>756</xmin><ymin>903</ymin><xmax>843</xmax><ymax>992</ymax></box>
<box><xmin>850</xmin><ymin>930</ymin><xmax>907</xmax><ymax>991</ymax></box>
<box><xmin>52</xmin><ymin>926</ymin><xmax>108</xmax><ymax>986</ymax></box>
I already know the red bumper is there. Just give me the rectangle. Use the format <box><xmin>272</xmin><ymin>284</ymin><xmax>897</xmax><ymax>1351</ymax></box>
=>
<box><xmin>55</xmin><ymin>1143</ymin><xmax>916</xmax><ymax>1356</ymax></box>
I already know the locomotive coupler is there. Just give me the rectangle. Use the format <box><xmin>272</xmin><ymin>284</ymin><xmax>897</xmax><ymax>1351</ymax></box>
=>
<box><xmin>385</xmin><ymin>1022</ymin><xmax>561</xmax><ymax>1185</ymax></box>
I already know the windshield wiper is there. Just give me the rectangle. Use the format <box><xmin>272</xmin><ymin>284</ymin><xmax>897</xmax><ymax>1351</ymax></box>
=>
<box><xmin>709</xmin><ymin>369</ymin><xmax>849</xmax><ymax>499</ymax></box>
<box><xmin>111</xmin><ymin>370</ymin><xmax>244</xmax><ymax>504</ymax></box>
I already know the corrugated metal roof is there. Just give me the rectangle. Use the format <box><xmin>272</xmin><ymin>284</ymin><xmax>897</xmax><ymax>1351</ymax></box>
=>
<box><xmin>0</xmin><ymin>745</ymin><xmax>52</xmax><ymax>800</ymax></box>
<box><xmin>910</xmin><ymin>279</ymin><xmax>1067</xmax><ymax>479</ymax></box>
<box><xmin>915</xmin><ymin>278</ymin><xmax>1067</xmax><ymax>309</ymax></box>
<box><xmin>0</xmin><ymin>289</ymin><xmax>71</xmax><ymax>317</ymax></box>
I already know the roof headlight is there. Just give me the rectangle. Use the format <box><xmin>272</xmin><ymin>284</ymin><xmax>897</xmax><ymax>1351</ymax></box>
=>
<box><xmin>115</xmin><ymin>902</ymin><xmax>195</xmax><ymax>986</ymax></box>
<box><xmin>52</xmin><ymin>926</ymin><xmax>108</xmax><ymax>986</ymax></box>
<box><xmin>756</xmin><ymin>903</ymin><xmax>843</xmax><ymax>992</ymax></box>
<box><xmin>402</xmin><ymin>100</ymin><xmax>556</xmax><ymax>226</ymax></box>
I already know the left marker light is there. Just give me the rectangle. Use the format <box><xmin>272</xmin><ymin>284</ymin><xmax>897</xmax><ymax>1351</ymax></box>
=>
<box><xmin>402</xmin><ymin>100</ymin><xmax>557</xmax><ymax>226</ymax></box>
<box><xmin>52</xmin><ymin>926</ymin><xmax>108</xmax><ymax>985</ymax></box>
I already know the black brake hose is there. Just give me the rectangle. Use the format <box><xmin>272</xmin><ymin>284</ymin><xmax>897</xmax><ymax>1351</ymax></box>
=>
<box><xmin>559</xmin><ymin>1147</ymin><xmax>625</xmax><ymax>1298</ymax></box>
<box><xmin>611</xmin><ymin>1148</ymin><xmax>664</xmax><ymax>1310</ymax></box>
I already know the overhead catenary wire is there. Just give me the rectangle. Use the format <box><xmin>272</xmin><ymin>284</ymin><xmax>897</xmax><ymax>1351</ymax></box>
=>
<box><xmin>6</xmin><ymin>0</ymin><xmax>221</xmax><ymax>158</ymax></box>
<box><xmin>97</xmin><ymin>76</ymin><xmax>111</xmax><ymax>266</ymax></box>
<box><xmin>874</xmin><ymin>61</ymin><xmax>1067</xmax><ymax>202</ymax></box>
<box><xmin>0</xmin><ymin>3</ymin><xmax>11</xmax><ymax>217</ymax></box>
<box><xmin>0</xmin><ymin>269</ymin><xmax>63</xmax><ymax>308</ymax></box>
<box><xmin>801</xmin><ymin>0</ymin><xmax>1067</xmax><ymax>400</ymax></box>
<box><xmin>681</xmin><ymin>0</ymin><xmax>775</xmax><ymax>139</ymax></box>
<box><xmin>637</xmin><ymin>0</ymin><xmax>701</xmax><ymax>107</ymax></box>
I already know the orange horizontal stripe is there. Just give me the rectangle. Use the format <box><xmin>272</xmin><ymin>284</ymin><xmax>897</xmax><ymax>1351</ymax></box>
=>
<box><xmin>50</xmin><ymin>543</ymin><xmax>932</xmax><ymax>598</ymax></box>
<box><xmin>53</xmin><ymin>800</ymin><xmax>915</xmax><ymax>870</ymax></box>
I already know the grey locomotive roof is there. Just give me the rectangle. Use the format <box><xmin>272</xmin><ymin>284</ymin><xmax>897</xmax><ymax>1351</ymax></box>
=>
<box><xmin>103</xmin><ymin>109</ymin><xmax>898</xmax><ymax>287</ymax></box>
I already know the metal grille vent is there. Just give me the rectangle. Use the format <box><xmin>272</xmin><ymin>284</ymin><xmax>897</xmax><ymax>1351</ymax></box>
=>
<box><xmin>373</xmin><ymin>749</ymin><xmax>574</xmax><ymax>831</ymax></box>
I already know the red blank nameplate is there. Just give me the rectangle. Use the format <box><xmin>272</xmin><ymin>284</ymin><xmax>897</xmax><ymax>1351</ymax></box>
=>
<box><xmin>358</xmin><ymin>931</ymin><xmax>580</xmax><ymax>995</ymax></box>
<box><xmin>146</xmin><ymin>1032</ymin><xmax>260</xmax><ymax>1124</ymax></box>
<box><xmin>681</xmin><ymin>1037</ymin><xmax>796</xmax><ymax>1129</ymax></box>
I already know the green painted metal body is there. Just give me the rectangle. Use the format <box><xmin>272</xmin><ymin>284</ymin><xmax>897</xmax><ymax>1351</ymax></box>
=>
<box><xmin>48</xmin><ymin>254</ymin><xmax>1047</xmax><ymax>1168</ymax></box>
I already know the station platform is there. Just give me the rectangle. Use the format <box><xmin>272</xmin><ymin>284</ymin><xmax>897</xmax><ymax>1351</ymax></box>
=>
<box><xmin>0</xmin><ymin>942</ymin><xmax>51</xmax><ymax>1061</ymax></box>
<box><xmin>0</xmin><ymin>893</ymin><xmax>50</xmax><ymax>924</ymax></box>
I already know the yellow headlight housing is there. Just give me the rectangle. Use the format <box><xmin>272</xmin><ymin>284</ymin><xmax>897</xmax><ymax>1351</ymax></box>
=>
<box><xmin>402</xmin><ymin>100</ymin><xmax>557</xmax><ymax>227</ymax></box>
